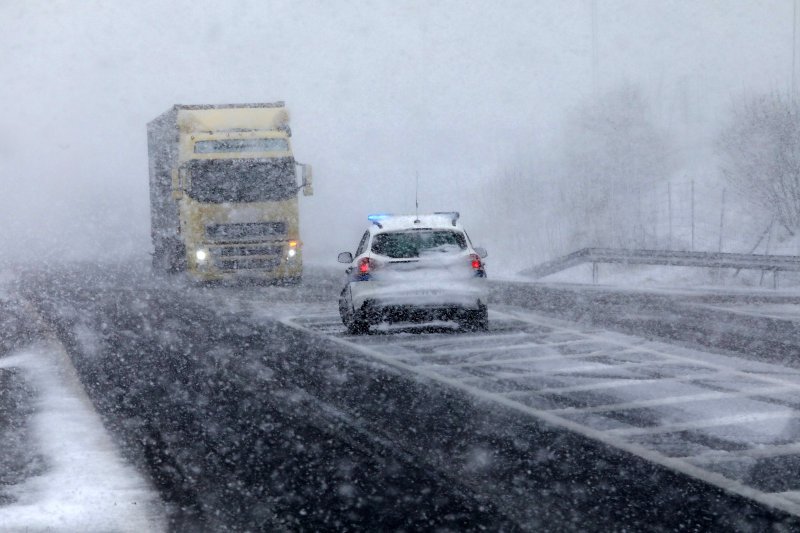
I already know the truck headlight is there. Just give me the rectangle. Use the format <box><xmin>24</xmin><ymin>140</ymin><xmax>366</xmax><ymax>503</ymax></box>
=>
<box><xmin>287</xmin><ymin>248</ymin><xmax>297</xmax><ymax>258</ymax></box>
<box><xmin>196</xmin><ymin>249</ymin><xmax>209</xmax><ymax>262</ymax></box>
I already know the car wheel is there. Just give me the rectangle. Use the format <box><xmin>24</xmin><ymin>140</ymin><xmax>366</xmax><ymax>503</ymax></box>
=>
<box><xmin>346</xmin><ymin>314</ymin><xmax>370</xmax><ymax>335</ymax></box>
<box><xmin>460</xmin><ymin>304</ymin><xmax>488</xmax><ymax>332</ymax></box>
<box><xmin>338</xmin><ymin>288</ymin><xmax>352</xmax><ymax>325</ymax></box>
<box><xmin>340</xmin><ymin>288</ymin><xmax>369</xmax><ymax>334</ymax></box>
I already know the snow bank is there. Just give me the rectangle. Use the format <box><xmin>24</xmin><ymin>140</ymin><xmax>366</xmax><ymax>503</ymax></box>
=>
<box><xmin>0</xmin><ymin>346</ymin><xmax>165</xmax><ymax>533</ymax></box>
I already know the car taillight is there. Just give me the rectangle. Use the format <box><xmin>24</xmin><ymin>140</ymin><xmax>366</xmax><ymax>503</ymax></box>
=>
<box><xmin>470</xmin><ymin>253</ymin><xmax>482</xmax><ymax>270</ymax></box>
<box><xmin>358</xmin><ymin>257</ymin><xmax>379</xmax><ymax>274</ymax></box>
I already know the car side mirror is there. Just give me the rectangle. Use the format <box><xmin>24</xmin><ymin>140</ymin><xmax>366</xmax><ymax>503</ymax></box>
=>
<box><xmin>474</xmin><ymin>247</ymin><xmax>488</xmax><ymax>259</ymax></box>
<box><xmin>337</xmin><ymin>252</ymin><xmax>353</xmax><ymax>263</ymax></box>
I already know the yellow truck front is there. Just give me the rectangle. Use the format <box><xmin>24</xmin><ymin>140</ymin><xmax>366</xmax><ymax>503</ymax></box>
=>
<box><xmin>148</xmin><ymin>103</ymin><xmax>312</xmax><ymax>283</ymax></box>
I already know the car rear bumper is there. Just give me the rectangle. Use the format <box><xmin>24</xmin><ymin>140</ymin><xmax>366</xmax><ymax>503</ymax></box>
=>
<box><xmin>362</xmin><ymin>303</ymin><xmax>480</xmax><ymax>324</ymax></box>
<box><xmin>350</xmin><ymin>279</ymin><xmax>488</xmax><ymax>313</ymax></box>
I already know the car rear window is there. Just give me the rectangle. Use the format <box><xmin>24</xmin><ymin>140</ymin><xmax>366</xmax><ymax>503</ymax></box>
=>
<box><xmin>371</xmin><ymin>230</ymin><xmax>467</xmax><ymax>258</ymax></box>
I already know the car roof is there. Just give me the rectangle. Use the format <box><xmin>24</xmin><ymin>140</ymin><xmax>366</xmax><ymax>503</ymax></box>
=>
<box><xmin>367</xmin><ymin>213</ymin><xmax>464</xmax><ymax>233</ymax></box>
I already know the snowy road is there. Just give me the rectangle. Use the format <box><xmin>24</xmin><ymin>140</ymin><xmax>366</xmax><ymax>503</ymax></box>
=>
<box><xmin>7</xmin><ymin>263</ymin><xmax>800</xmax><ymax>530</ymax></box>
<box><xmin>283</xmin><ymin>307</ymin><xmax>800</xmax><ymax>519</ymax></box>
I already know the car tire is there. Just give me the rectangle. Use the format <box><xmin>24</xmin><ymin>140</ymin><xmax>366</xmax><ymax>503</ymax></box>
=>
<box><xmin>340</xmin><ymin>288</ymin><xmax>369</xmax><ymax>334</ymax></box>
<box><xmin>460</xmin><ymin>303</ymin><xmax>488</xmax><ymax>332</ymax></box>
<box><xmin>338</xmin><ymin>288</ymin><xmax>352</xmax><ymax>324</ymax></box>
<box><xmin>346</xmin><ymin>315</ymin><xmax>370</xmax><ymax>335</ymax></box>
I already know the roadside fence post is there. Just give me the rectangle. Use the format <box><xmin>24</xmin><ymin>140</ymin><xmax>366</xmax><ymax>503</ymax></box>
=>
<box><xmin>668</xmin><ymin>181</ymin><xmax>673</xmax><ymax>250</ymax></box>
<box><xmin>691</xmin><ymin>179</ymin><xmax>695</xmax><ymax>252</ymax></box>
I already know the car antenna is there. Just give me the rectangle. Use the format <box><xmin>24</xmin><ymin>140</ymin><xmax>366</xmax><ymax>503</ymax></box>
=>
<box><xmin>414</xmin><ymin>171</ymin><xmax>420</xmax><ymax>224</ymax></box>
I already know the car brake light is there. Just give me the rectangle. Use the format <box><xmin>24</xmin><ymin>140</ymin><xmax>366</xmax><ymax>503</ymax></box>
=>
<box><xmin>358</xmin><ymin>257</ymin><xmax>379</xmax><ymax>274</ymax></box>
<box><xmin>470</xmin><ymin>253</ymin><xmax>482</xmax><ymax>270</ymax></box>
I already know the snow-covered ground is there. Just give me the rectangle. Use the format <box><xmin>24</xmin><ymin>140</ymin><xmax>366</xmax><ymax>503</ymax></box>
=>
<box><xmin>527</xmin><ymin>262</ymin><xmax>800</xmax><ymax>292</ymax></box>
<box><xmin>284</xmin><ymin>306</ymin><xmax>800</xmax><ymax>517</ymax></box>
<box><xmin>0</xmin><ymin>342</ymin><xmax>166</xmax><ymax>532</ymax></box>
<box><xmin>508</xmin><ymin>232</ymin><xmax>800</xmax><ymax>290</ymax></box>
<box><xmin>2</xmin><ymin>260</ymin><xmax>797</xmax><ymax>529</ymax></box>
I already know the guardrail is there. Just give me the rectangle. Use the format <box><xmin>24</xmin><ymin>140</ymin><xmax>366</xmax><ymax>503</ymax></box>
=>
<box><xmin>521</xmin><ymin>248</ymin><xmax>800</xmax><ymax>285</ymax></box>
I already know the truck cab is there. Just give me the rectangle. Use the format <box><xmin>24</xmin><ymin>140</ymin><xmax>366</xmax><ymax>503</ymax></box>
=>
<box><xmin>148</xmin><ymin>103</ymin><xmax>312</xmax><ymax>283</ymax></box>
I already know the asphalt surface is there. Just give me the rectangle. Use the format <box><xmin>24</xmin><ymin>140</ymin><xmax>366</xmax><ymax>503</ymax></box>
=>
<box><xmin>5</xmin><ymin>263</ymin><xmax>800</xmax><ymax>531</ymax></box>
<box><xmin>492</xmin><ymin>281</ymin><xmax>800</xmax><ymax>368</ymax></box>
<box><xmin>16</xmin><ymin>265</ymin><xmax>513</xmax><ymax>531</ymax></box>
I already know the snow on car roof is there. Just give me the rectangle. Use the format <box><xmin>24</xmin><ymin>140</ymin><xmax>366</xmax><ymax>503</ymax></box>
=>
<box><xmin>367</xmin><ymin>213</ymin><xmax>463</xmax><ymax>232</ymax></box>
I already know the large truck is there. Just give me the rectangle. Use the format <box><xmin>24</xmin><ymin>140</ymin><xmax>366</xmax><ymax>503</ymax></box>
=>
<box><xmin>148</xmin><ymin>103</ymin><xmax>312</xmax><ymax>283</ymax></box>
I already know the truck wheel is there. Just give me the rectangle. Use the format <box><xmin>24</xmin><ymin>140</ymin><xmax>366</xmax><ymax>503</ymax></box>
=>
<box><xmin>151</xmin><ymin>240</ymin><xmax>172</xmax><ymax>275</ymax></box>
<box><xmin>166</xmin><ymin>239</ymin><xmax>187</xmax><ymax>273</ymax></box>
<box><xmin>151</xmin><ymin>251</ymin><xmax>165</xmax><ymax>273</ymax></box>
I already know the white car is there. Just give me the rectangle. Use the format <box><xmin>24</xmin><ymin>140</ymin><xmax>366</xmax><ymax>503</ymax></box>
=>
<box><xmin>337</xmin><ymin>212</ymin><xmax>489</xmax><ymax>334</ymax></box>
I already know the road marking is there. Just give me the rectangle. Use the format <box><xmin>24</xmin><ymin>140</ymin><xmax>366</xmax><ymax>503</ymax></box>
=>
<box><xmin>688</xmin><ymin>442</ymin><xmax>800</xmax><ymax>463</ymax></box>
<box><xmin>493</xmin><ymin>308</ymin><xmax>800</xmax><ymax>391</ymax></box>
<box><xmin>696</xmin><ymin>303</ymin><xmax>800</xmax><ymax>321</ymax></box>
<box><xmin>413</xmin><ymin>337</ymin><xmax>601</xmax><ymax>357</ymax></box>
<box><xmin>421</xmin><ymin>350</ymin><xmax>665</xmax><ymax>368</ymax></box>
<box><xmin>606</xmin><ymin>410</ymin><xmax>800</xmax><ymax>437</ymax></box>
<box><xmin>499</xmin><ymin>372</ymin><xmax>734</xmax><ymax>395</ymax></box>
<box><xmin>281</xmin><ymin>311</ymin><xmax>800</xmax><ymax>518</ymax></box>
<box><xmin>546</xmin><ymin>385</ymin><xmax>799</xmax><ymax>414</ymax></box>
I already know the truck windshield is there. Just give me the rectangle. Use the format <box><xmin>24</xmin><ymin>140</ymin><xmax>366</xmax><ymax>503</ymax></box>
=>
<box><xmin>194</xmin><ymin>138</ymin><xmax>289</xmax><ymax>154</ymax></box>
<box><xmin>185</xmin><ymin>158</ymin><xmax>296</xmax><ymax>203</ymax></box>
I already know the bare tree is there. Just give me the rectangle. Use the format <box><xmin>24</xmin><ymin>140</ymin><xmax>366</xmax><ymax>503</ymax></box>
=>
<box><xmin>476</xmin><ymin>84</ymin><xmax>673</xmax><ymax>264</ymax></box>
<box><xmin>560</xmin><ymin>84</ymin><xmax>675</xmax><ymax>249</ymax></box>
<box><xmin>718</xmin><ymin>92</ymin><xmax>800</xmax><ymax>235</ymax></box>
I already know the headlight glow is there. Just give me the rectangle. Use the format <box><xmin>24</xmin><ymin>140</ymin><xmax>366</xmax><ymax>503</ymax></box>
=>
<box><xmin>196</xmin><ymin>249</ymin><xmax>208</xmax><ymax>262</ymax></box>
<box><xmin>287</xmin><ymin>248</ymin><xmax>297</xmax><ymax>258</ymax></box>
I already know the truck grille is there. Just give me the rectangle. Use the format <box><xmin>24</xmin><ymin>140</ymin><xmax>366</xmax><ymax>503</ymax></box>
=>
<box><xmin>217</xmin><ymin>245</ymin><xmax>282</xmax><ymax>257</ymax></box>
<box><xmin>206</xmin><ymin>222</ymin><xmax>287</xmax><ymax>241</ymax></box>
<box><xmin>218</xmin><ymin>258</ymin><xmax>281</xmax><ymax>271</ymax></box>
<box><xmin>210</xmin><ymin>245</ymin><xmax>284</xmax><ymax>271</ymax></box>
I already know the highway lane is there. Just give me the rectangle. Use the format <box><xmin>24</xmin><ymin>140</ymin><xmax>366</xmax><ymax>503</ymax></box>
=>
<box><xmin>11</xmin><ymin>263</ymin><xmax>800</xmax><ymax>531</ymax></box>
<box><xmin>284</xmin><ymin>308</ymin><xmax>800</xmax><ymax>519</ymax></box>
<box><xmin>18</xmin><ymin>265</ymin><xmax>514</xmax><ymax>531</ymax></box>
<box><xmin>493</xmin><ymin>281</ymin><xmax>800</xmax><ymax>368</ymax></box>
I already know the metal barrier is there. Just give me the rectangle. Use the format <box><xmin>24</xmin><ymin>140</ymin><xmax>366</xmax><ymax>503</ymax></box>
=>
<box><xmin>521</xmin><ymin>248</ymin><xmax>800</xmax><ymax>286</ymax></box>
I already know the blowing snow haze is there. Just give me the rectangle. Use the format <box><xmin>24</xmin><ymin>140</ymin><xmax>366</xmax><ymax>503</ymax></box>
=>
<box><xmin>7</xmin><ymin>3</ymin><xmax>800</xmax><ymax>531</ymax></box>
<box><xmin>0</xmin><ymin>0</ymin><xmax>796</xmax><ymax>273</ymax></box>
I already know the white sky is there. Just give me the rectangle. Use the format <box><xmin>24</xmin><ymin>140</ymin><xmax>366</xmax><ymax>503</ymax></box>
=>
<box><xmin>0</xmin><ymin>0</ymin><xmax>795</xmax><ymax>264</ymax></box>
